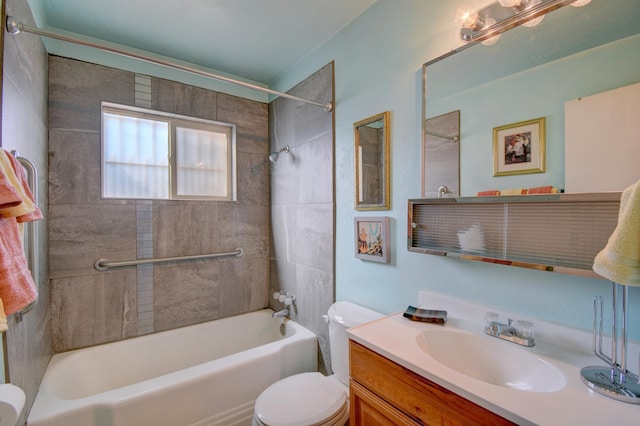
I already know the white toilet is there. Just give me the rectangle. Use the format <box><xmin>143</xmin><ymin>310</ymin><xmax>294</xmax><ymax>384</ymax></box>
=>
<box><xmin>252</xmin><ymin>301</ymin><xmax>383</xmax><ymax>426</ymax></box>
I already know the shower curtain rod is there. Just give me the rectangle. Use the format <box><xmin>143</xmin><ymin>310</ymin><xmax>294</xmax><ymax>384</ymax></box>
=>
<box><xmin>5</xmin><ymin>16</ymin><xmax>333</xmax><ymax>112</ymax></box>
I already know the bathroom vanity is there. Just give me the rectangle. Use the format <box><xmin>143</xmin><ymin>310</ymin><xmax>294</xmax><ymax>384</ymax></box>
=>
<box><xmin>347</xmin><ymin>292</ymin><xmax>640</xmax><ymax>425</ymax></box>
<box><xmin>350</xmin><ymin>341</ymin><xmax>513</xmax><ymax>425</ymax></box>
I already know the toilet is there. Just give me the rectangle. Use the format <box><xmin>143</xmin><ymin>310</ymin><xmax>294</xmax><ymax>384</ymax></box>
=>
<box><xmin>252</xmin><ymin>301</ymin><xmax>383</xmax><ymax>426</ymax></box>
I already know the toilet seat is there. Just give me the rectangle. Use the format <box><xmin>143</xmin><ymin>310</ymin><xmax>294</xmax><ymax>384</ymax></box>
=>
<box><xmin>253</xmin><ymin>372</ymin><xmax>348</xmax><ymax>426</ymax></box>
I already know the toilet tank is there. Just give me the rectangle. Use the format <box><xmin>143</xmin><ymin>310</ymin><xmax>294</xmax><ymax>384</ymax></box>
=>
<box><xmin>327</xmin><ymin>301</ymin><xmax>383</xmax><ymax>385</ymax></box>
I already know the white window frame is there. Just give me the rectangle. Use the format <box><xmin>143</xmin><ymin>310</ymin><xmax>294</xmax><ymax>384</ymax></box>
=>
<box><xmin>101</xmin><ymin>102</ymin><xmax>237</xmax><ymax>201</ymax></box>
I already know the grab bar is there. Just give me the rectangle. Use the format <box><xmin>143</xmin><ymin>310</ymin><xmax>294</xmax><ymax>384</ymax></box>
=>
<box><xmin>11</xmin><ymin>151</ymin><xmax>39</xmax><ymax>322</ymax></box>
<box><xmin>94</xmin><ymin>248</ymin><xmax>244</xmax><ymax>271</ymax></box>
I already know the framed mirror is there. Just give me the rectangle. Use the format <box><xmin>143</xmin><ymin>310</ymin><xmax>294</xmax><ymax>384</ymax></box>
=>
<box><xmin>354</xmin><ymin>111</ymin><xmax>390</xmax><ymax>210</ymax></box>
<box><xmin>422</xmin><ymin>0</ymin><xmax>640</xmax><ymax>197</ymax></box>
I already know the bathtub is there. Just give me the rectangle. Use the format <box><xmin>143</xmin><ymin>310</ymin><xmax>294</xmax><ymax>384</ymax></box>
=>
<box><xmin>27</xmin><ymin>309</ymin><xmax>317</xmax><ymax>426</ymax></box>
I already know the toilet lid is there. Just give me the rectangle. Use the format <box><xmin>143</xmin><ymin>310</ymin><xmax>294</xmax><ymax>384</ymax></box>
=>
<box><xmin>254</xmin><ymin>372</ymin><xmax>347</xmax><ymax>426</ymax></box>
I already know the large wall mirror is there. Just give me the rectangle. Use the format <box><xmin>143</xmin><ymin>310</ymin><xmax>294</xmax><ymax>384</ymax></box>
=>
<box><xmin>423</xmin><ymin>0</ymin><xmax>640</xmax><ymax>197</ymax></box>
<box><xmin>354</xmin><ymin>111</ymin><xmax>390</xmax><ymax>210</ymax></box>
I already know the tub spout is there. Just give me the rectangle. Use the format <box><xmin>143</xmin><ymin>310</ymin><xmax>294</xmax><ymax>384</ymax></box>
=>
<box><xmin>272</xmin><ymin>308</ymin><xmax>289</xmax><ymax>318</ymax></box>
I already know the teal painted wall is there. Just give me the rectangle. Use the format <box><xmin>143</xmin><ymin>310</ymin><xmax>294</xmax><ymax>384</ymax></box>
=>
<box><xmin>272</xmin><ymin>0</ymin><xmax>640</xmax><ymax>337</ymax></box>
<box><xmin>25</xmin><ymin>0</ymin><xmax>640</xmax><ymax>338</ymax></box>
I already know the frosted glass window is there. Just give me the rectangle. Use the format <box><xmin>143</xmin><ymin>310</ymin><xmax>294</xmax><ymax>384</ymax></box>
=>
<box><xmin>103</xmin><ymin>113</ymin><xmax>169</xmax><ymax>199</ymax></box>
<box><xmin>175</xmin><ymin>127</ymin><xmax>230</xmax><ymax>197</ymax></box>
<box><xmin>101</xmin><ymin>103</ymin><xmax>236</xmax><ymax>201</ymax></box>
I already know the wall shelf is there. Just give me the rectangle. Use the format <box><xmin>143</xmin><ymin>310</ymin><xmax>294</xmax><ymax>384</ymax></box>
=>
<box><xmin>407</xmin><ymin>193</ymin><xmax>621</xmax><ymax>278</ymax></box>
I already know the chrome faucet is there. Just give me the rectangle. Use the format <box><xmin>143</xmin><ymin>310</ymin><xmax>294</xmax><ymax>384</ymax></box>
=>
<box><xmin>272</xmin><ymin>290</ymin><xmax>297</xmax><ymax>318</ymax></box>
<box><xmin>484</xmin><ymin>312</ymin><xmax>535</xmax><ymax>347</ymax></box>
<box><xmin>272</xmin><ymin>307</ymin><xmax>290</xmax><ymax>318</ymax></box>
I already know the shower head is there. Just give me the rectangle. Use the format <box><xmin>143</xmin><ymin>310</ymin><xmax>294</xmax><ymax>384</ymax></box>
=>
<box><xmin>269</xmin><ymin>145</ymin><xmax>290</xmax><ymax>163</ymax></box>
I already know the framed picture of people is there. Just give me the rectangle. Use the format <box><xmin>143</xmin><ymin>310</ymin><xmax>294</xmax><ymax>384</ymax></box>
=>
<box><xmin>493</xmin><ymin>117</ymin><xmax>546</xmax><ymax>177</ymax></box>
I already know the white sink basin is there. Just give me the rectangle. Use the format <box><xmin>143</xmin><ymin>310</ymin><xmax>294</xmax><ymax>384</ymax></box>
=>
<box><xmin>416</xmin><ymin>328</ymin><xmax>566</xmax><ymax>392</ymax></box>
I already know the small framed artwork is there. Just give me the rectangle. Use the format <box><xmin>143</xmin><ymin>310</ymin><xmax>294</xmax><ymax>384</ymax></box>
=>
<box><xmin>355</xmin><ymin>216</ymin><xmax>390</xmax><ymax>263</ymax></box>
<box><xmin>493</xmin><ymin>117</ymin><xmax>546</xmax><ymax>176</ymax></box>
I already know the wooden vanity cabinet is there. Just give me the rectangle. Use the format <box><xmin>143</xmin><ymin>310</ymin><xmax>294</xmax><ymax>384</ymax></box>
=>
<box><xmin>349</xmin><ymin>340</ymin><xmax>516</xmax><ymax>426</ymax></box>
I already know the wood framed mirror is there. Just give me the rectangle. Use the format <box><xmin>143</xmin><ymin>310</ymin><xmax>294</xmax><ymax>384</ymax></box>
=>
<box><xmin>354</xmin><ymin>111</ymin><xmax>390</xmax><ymax>211</ymax></box>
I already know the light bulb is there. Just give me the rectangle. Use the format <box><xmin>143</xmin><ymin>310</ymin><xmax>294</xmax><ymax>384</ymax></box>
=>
<box><xmin>571</xmin><ymin>0</ymin><xmax>591</xmax><ymax>6</ymax></box>
<box><xmin>456</xmin><ymin>4</ymin><xmax>483</xmax><ymax>30</ymax></box>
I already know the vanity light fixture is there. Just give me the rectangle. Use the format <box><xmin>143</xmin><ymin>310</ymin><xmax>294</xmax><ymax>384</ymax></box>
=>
<box><xmin>521</xmin><ymin>0</ymin><xmax>546</xmax><ymax>27</ymax></box>
<box><xmin>459</xmin><ymin>0</ymin><xmax>588</xmax><ymax>45</ymax></box>
<box><xmin>480</xmin><ymin>18</ymin><xmax>501</xmax><ymax>45</ymax></box>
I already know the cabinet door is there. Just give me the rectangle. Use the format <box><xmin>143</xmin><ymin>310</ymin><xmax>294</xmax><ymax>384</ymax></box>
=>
<box><xmin>350</xmin><ymin>341</ymin><xmax>516</xmax><ymax>426</ymax></box>
<box><xmin>350</xmin><ymin>380</ymin><xmax>419</xmax><ymax>426</ymax></box>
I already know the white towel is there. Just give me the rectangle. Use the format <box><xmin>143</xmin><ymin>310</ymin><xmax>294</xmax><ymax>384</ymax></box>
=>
<box><xmin>593</xmin><ymin>180</ymin><xmax>640</xmax><ymax>285</ymax></box>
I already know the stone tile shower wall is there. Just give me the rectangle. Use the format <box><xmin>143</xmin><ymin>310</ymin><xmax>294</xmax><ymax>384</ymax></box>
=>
<box><xmin>3</xmin><ymin>0</ymin><xmax>51</xmax><ymax>421</ymax></box>
<box><xmin>269</xmin><ymin>63</ymin><xmax>335</xmax><ymax>373</ymax></box>
<box><xmin>48</xmin><ymin>56</ymin><xmax>270</xmax><ymax>352</ymax></box>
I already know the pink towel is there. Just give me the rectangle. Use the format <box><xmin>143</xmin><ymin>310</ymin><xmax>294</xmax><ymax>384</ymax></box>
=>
<box><xmin>0</xmin><ymin>165</ymin><xmax>22</xmax><ymax>211</ymax></box>
<box><xmin>0</xmin><ymin>149</ymin><xmax>41</xmax><ymax>315</ymax></box>
<box><xmin>0</xmin><ymin>217</ymin><xmax>38</xmax><ymax>315</ymax></box>
<box><xmin>0</xmin><ymin>151</ymin><xmax>43</xmax><ymax>222</ymax></box>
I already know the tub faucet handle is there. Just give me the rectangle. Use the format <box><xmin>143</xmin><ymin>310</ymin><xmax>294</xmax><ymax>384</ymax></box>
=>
<box><xmin>274</xmin><ymin>290</ymin><xmax>288</xmax><ymax>303</ymax></box>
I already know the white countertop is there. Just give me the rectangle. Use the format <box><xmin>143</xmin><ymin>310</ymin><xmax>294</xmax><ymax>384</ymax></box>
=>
<box><xmin>347</xmin><ymin>291</ymin><xmax>640</xmax><ymax>426</ymax></box>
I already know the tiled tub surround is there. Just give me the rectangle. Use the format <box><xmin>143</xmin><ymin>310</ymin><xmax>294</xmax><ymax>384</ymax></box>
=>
<box><xmin>28</xmin><ymin>309</ymin><xmax>317</xmax><ymax>426</ymax></box>
<box><xmin>268</xmin><ymin>62</ymin><xmax>335</xmax><ymax>373</ymax></box>
<box><xmin>348</xmin><ymin>291</ymin><xmax>640</xmax><ymax>425</ymax></box>
<box><xmin>48</xmin><ymin>56</ymin><xmax>271</xmax><ymax>351</ymax></box>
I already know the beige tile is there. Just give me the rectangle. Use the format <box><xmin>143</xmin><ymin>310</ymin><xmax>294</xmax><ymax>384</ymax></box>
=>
<box><xmin>153</xmin><ymin>202</ymin><xmax>220</xmax><ymax>257</ymax></box>
<box><xmin>236</xmin><ymin>151</ymin><xmax>270</xmax><ymax>206</ymax></box>
<box><xmin>49</xmin><ymin>203</ymin><xmax>137</xmax><ymax>279</ymax></box>
<box><xmin>152</xmin><ymin>77</ymin><xmax>217</xmax><ymax>120</ymax></box>
<box><xmin>51</xmin><ymin>270</ymin><xmax>137</xmax><ymax>352</ymax></box>
<box><xmin>219</xmin><ymin>255</ymin><xmax>269</xmax><ymax>317</ymax></box>
<box><xmin>217</xmin><ymin>93</ymin><xmax>269</xmax><ymax>155</ymax></box>
<box><xmin>153</xmin><ymin>262</ymin><xmax>220</xmax><ymax>331</ymax></box>
<box><xmin>48</xmin><ymin>56</ymin><xmax>134</xmax><ymax>131</ymax></box>
<box><xmin>48</xmin><ymin>129</ymin><xmax>101</xmax><ymax>205</ymax></box>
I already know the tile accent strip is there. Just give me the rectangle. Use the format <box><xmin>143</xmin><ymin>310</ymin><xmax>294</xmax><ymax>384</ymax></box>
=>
<box><xmin>135</xmin><ymin>74</ymin><xmax>152</xmax><ymax>108</ymax></box>
<box><xmin>136</xmin><ymin>200</ymin><xmax>154</xmax><ymax>334</ymax></box>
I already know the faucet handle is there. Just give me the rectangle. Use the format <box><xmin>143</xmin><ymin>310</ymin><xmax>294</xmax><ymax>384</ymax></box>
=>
<box><xmin>484</xmin><ymin>312</ymin><xmax>500</xmax><ymax>330</ymax></box>
<box><xmin>513</xmin><ymin>320</ymin><xmax>535</xmax><ymax>339</ymax></box>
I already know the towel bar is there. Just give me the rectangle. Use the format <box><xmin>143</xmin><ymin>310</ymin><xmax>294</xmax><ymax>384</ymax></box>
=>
<box><xmin>11</xmin><ymin>151</ymin><xmax>39</xmax><ymax>323</ymax></box>
<box><xmin>94</xmin><ymin>248</ymin><xmax>244</xmax><ymax>271</ymax></box>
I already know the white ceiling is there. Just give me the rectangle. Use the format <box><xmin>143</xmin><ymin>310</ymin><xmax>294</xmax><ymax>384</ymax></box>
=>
<box><xmin>32</xmin><ymin>0</ymin><xmax>377</xmax><ymax>84</ymax></box>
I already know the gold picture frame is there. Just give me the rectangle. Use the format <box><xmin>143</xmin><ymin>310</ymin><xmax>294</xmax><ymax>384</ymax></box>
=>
<box><xmin>354</xmin><ymin>111</ymin><xmax>391</xmax><ymax>210</ymax></box>
<box><xmin>493</xmin><ymin>117</ymin><xmax>546</xmax><ymax>177</ymax></box>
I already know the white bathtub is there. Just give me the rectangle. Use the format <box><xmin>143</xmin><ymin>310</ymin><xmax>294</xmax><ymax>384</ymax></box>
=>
<box><xmin>27</xmin><ymin>309</ymin><xmax>317</xmax><ymax>426</ymax></box>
